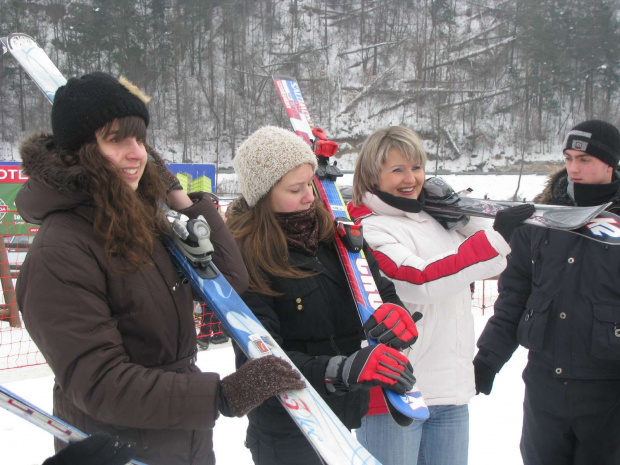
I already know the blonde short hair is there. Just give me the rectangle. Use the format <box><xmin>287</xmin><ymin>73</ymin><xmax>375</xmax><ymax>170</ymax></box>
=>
<box><xmin>352</xmin><ymin>126</ymin><xmax>427</xmax><ymax>205</ymax></box>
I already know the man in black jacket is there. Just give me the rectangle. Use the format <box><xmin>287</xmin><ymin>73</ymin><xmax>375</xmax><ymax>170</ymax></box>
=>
<box><xmin>473</xmin><ymin>119</ymin><xmax>620</xmax><ymax>465</ymax></box>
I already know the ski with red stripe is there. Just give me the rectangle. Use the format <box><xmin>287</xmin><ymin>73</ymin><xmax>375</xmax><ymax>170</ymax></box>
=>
<box><xmin>273</xmin><ymin>75</ymin><xmax>429</xmax><ymax>424</ymax></box>
<box><xmin>0</xmin><ymin>384</ymin><xmax>147</xmax><ymax>465</ymax></box>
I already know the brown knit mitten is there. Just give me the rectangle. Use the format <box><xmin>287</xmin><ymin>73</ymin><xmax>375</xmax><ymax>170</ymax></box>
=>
<box><xmin>219</xmin><ymin>355</ymin><xmax>305</xmax><ymax>417</ymax></box>
<box><xmin>147</xmin><ymin>147</ymin><xmax>183</xmax><ymax>192</ymax></box>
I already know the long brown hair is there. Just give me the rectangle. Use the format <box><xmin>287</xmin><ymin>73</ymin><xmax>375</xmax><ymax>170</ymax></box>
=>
<box><xmin>226</xmin><ymin>194</ymin><xmax>334</xmax><ymax>296</ymax></box>
<box><xmin>75</xmin><ymin>116</ymin><xmax>169</xmax><ymax>272</ymax></box>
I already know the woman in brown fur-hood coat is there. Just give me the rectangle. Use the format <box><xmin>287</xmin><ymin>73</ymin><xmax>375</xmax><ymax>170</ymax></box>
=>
<box><xmin>16</xmin><ymin>72</ymin><xmax>303</xmax><ymax>465</ymax></box>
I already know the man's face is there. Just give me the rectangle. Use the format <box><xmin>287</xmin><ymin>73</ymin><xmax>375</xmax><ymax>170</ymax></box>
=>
<box><xmin>564</xmin><ymin>149</ymin><xmax>613</xmax><ymax>185</ymax></box>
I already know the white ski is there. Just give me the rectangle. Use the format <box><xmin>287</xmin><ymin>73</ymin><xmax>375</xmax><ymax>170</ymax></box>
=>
<box><xmin>1</xmin><ymin>33</ymin><xmax>66</xmax><ymax>103</ymax></box>
<box><xmin>0</xmin><ymin>384</ymin><xmax>146</xmax><ymax>465</ymax></box>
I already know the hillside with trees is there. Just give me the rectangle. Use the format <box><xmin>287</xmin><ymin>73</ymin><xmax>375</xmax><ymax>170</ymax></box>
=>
<box><xmin>1</xmin><ymin>0</ymin><xmax>619</xmax><ymax>173</ymax></box>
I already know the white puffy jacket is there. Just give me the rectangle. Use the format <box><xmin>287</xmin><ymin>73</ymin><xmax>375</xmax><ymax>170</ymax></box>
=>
<box><xmin>348</xmin><ymin>193</ymin><xmax>510</xmax><ymax>406</ymax></box>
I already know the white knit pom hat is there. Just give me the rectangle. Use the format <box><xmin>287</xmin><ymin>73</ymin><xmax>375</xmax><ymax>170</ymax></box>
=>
<box><xmin>233</xmin><ymin>126</ymin><xmax>318</xmax><ymax>207</ymax></box>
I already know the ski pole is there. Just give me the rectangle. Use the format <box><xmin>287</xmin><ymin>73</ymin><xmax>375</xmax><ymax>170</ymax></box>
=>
<box><xmin>0</xmin><ymin>384</ymin><xmax>147</xmax><ymax>465</ymax></box>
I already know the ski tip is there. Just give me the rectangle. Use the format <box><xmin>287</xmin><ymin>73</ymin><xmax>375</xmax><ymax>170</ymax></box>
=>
<box><xmin>384</xmin><ymin>389</ymin><xmax>431</xmax><ymax>423</ymax></box>
<box><xmin>577</xmin><ymin>211</ymin><xmax>620</xmax><ymax>245</ymax></box>
<box><xmin>386</xmin><ymin>402</ymin><xmax>415</xmax><ymax>426</ymax></box>
<box><xmin>6</xmin><ymin>32</ymin><xmax>38</xmax><ymax>48</ymax></box>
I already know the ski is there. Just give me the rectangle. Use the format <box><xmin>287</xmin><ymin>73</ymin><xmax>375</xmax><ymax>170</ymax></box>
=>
<box><xmin>273</xmin><ymin>75</ymin><xmax>430</xmax><ymax>426</ymax></box>
<box><xmin>165</xmin><ymin>211</ymin><xmax>381</xmax><ymax>465</ymax></box>
<box><xmin>423</xmin><ymin>176</ymin><xmax>620</xmax><ymax>245</ymax></box>
<box><xmin>0</xmin><ymin>384</ymin><xmax>147</xmax><ymax>465</ymax></box>
<box><xmin>1</xmin><ymin>33</ymin><xmax>66</xmax><ymax>104</ymax></box>
<box><xmin>3</xmin><ymin>32</ymin><xmax>381</xmax><ymax>465</ymax></box>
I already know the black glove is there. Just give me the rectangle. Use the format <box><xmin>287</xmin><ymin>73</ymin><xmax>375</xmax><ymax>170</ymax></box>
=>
<box><xmin>42</xmin><ymin>433</ymin><xmax>135</xmax><ymax>465</ymax></box>
<box><xmin>219</xmin><ymin>355</ymin><xmax>305</xmax><ymax>417</ymax></box>
<box><xmin>363</xmin><ymin>303</ymin><xmax>423</xmax><ymax>350</ymax></box>
<box><xmin>325</xmin><ymin>344</ymin><xmax>415</xmax><ymax>395</ymax></box>
<box><xmin>147</xmin><ymin>147</ymin><xmax>183</xmax><ymax>192</ymax></box>
<box><xmin>493</xmin><ymin>204</ymin><xmax>535</xmax><ymax>243</ymax></box>
<box><xmin>473</xmin><ymin>358</ymin><xmax>497</xmax><ymax>395</ymax></box>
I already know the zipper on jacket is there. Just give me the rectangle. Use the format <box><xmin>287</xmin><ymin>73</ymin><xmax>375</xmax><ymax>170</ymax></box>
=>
<box><xmin>330</xmin><ymin>334</ymin><xmax>341</xmax><ymax>355</ymax></box>
<box><xmin>532</xmin><ymin>248</ymin><xmax>540</xmax><ymax>280</ymax></box>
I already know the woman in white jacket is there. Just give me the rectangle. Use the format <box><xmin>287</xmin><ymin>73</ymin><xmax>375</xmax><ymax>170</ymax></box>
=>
<box><xmin>348</xmin><ymin>126</ymin><xmax>533</xmax><ymax>465</ymax></box>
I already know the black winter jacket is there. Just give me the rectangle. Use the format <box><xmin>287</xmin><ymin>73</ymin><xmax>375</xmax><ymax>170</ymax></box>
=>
<box><xmin>234</xmin><ymin>240</ymin><xmax>403</xmax><ymax>437</ymax></box>
<box><xmin>477</xmin><ymin>169</ymin><xmax>620</xmax><ymax>379</ymax></box>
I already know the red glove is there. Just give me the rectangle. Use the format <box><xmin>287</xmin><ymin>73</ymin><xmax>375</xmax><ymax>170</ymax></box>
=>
<box><xmin>326</xmin><ymin>344</ymin><xmax>415</xmax><ymax>395</ymax></box>
<box><xmin>363</xmin><ymin>303</ymin><xmax>421</xmax><ymax>349</ymax></box>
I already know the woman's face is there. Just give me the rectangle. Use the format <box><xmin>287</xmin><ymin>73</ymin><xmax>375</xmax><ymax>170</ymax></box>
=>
<box><xmin>96</xmin><ymin>120</ymin><xmax>147</xmax><ymax>191</ymax></box>
<box><xmin>270</xmin><ymin>163</ymin><xmax>315</xmax><ymax>213</ymax></box>
<box><xmin>378</xmin><ymin>148</ymin><xmax>425</xmax><ymax>199</ymax></box>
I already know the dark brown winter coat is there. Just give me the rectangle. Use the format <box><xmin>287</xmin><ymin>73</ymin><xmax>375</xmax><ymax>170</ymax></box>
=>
<box><xmin>15</xmin><ymin>133</ymin><xmax>248</xmax><ymax>465</ymax></box>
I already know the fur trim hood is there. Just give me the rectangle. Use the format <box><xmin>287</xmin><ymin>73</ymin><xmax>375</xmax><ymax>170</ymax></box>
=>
<box><xmin>532</xmin><ymin>168</ymin><xmax>568</xmax><ymax>205</ymax></box>
<box><xmin>532</xmin><ymin>168</ymin><xmax>620</xmax><ymax>208</ymax></box>
<box><xmin>20</xmin><ymin>132</ymin><xmax>94</xmax><ymax>194</ymax></box>
<box><xmin>17</xmin><ymin>133</ymin><xmax>94</xmax><ymax>225</ymax></box>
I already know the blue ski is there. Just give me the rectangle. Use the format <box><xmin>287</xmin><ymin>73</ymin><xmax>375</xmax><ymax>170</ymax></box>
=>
<box><xmin>165</xmin><ymin>211</ymin><xmax>381</xmax><ymax>464</ymax></box>
<box><xmin>273</xmin><ymin>75</ymin><xmax>430</xmax><ymax>425</ymax></box>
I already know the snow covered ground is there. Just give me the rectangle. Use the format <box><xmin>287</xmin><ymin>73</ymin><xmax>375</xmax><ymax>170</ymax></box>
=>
<box><xmin>0</xmin><ymin>306</ymin><xmax>528</xmax><ymax>465</ymax></box>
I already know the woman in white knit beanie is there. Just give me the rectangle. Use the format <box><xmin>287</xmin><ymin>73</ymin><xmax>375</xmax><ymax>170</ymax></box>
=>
<box><xmin>228</xmin><ymin>126</ymin><xmax>418</xmax><ymax>465</ymax></box>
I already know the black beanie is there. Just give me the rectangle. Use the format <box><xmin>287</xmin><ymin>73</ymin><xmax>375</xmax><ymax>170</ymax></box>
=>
<box><xmin>51</xmin><ymin>72</ymin><xmax>150</xmax><ymax>151</ymax></box>
<box><xmin>563</xmin><ymin>119</ymin><xmax>620</xmax><ymax>167</ymax></box>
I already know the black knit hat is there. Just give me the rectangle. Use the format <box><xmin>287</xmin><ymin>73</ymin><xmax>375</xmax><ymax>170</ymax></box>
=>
<box><xmin>51</xmin><ymin>72</ymin><xmax>150</xmax><ymax>151</ymax></box>
<box><xmin>563</xmin><ymin>119</ymin><xmax>620</xmax><ymax>167</ymax></box>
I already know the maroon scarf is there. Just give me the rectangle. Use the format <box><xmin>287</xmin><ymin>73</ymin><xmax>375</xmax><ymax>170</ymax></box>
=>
<box><xmin>275</xmin><ymin>205</ymin><xmax>319</xmax><ymax>257</ymax></box>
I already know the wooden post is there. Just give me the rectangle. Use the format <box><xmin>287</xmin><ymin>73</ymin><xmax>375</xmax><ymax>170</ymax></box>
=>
<box><xmin>0</xmin><ymin>238</ymin><xmax>21</xmax><ymax>328</ymax></box>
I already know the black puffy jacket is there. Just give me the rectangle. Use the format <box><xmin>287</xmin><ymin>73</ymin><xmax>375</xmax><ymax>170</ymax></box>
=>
<box><xmin>234</xmin><ymin>240</ymin><xmax>403</xmax><ymax>437</ymax></box>
<box><xmin>476</xmin><ymin>169</ymin><xmax>620</xmax><ymax>379</ymax></box>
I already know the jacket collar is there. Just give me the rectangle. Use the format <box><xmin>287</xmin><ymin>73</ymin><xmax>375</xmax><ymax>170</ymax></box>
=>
<box><xmin>347</xmin><ymin>192</ymin><xmax>429</xmax><ymax>223</ymax></box>
<box><xmin>534</xmin><ymin>168</ymin><xmax>620</xmax><ymax>207</ymax></box>
<box><xmin>288</xmin><ymin>244</ymin><xmax>343</xmax><ymax>285</ymax></box>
